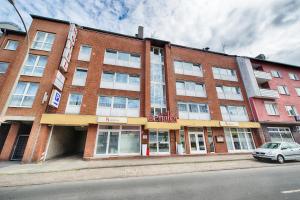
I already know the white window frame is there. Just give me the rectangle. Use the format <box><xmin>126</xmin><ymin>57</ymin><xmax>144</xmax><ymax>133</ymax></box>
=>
<box><xmin>212</xmin><ymin>67</ymin><xmax>237</xmax><ymax>81</ymax></box>
<box><xmin>0</xmin><ymin>62</ymin><xmax>9</xmax><ymax>74</ymax></box>
<box><xmin>176</xmin><ymin>81</ymin><xmax>206</xmax><ymax>97</ymax></box>
<box><xmin>100</xmin><ymin>72</ymin><xmax>140</xmax><ymax>91</ymax></box>
<box><xmin>174</xmin><ymin>60</ymin><xmax>203</xmax><ymax>77</ymax></box>
<box><xmin>4</xmin><ymin>40</ymin><xmax>19</xmax><ymax>50</ymax></box>
<box><xmin>264</xmin><ymin>102</ymin><xmax>279</xmax><ymax>115</ymax></box>
<box><xmin>278</xmin><ymin>85</ymin><xmax>289</xmax><ymax>95</ymax></box>
<box><xmin>97</xmin><ymin>96</ymin><xmax>140</xmax><ymax>117</ymax></box>
<box><xmin>65</xmin><ymin>93</ymin><xmax>83</xmax><ymax>114</ymax></box>
<box><xmin>224</xmin><ymin>128</ymin><xmax>256</xmax><ymax>152</ymax></box>
<box><xmin>94</xmin><ymin>125</ymin><xmax>141</xmax><ymax>157</ymax></box>
<box><xmin>31</xmin><ymin>31</ymin><xmax>55</xmax><ymax>51</ymax></box>
<box><xmin>178</xmin><ymin>102</ymin><xmax>210</xmax><ymax>120</ymax></box>
<box><xmin>220</xmin><ymin>105</ymin><xmax>249</xmax><ymax>121</ymax></box>
<box><xmin>21</xmin><ymin>54</ymin><xmax>47</xmax><ymax>77</ymax></box>
<box><xmin>216</xmin><ymin>85</ymin><xmax>243</xmax><ymax>101</ymax></box>
<box><xmin>271</xmin><ymin>70</ymin><xmax>281</xmax><ymax>78</ymax></box>
<box><xmin>295</xmin><ymin>88</ymin><xmax>300</xmax><ymax>96</ymax></box>
<box><xmin>289</xmin><ymin>73</ymin><xmax>299</xmax><ymax>80</ymax></box>
<box><xmin>103</xmin><ymin>49</ymin><xmax>141</xmax><ymax>68</ymax></box>
<box><xmin>285</xmin><ymin>105</ymin><xmax>298</xmax><ymax>116</ymax></box>
<box><xmin>9</xmin><ymin>82</ymin><xmax>39</xmax><ymax>108</ymax></box>
<box><xmin>267</xmin><ymin>127</ymin><xmax>294</xmax><ymax>142</ymax></box>
<box><xmin>78</xmin><ymin>45</ymin><xmax>92</xmax><ymax>61</ymax></box>
<box><xmin>72</xmin><ymin>67</ymin><xmax>88</xmax><ymax>86</ymax></box>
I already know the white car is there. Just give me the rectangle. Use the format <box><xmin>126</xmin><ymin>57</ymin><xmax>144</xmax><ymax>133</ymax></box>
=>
<box><xmin>252</xmin><ymin>142</ymin><xmax>300</xmax><ymax>164</ymax></box>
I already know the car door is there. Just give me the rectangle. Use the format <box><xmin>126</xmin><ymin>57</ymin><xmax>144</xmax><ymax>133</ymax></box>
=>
<box><xmin>291</xmin><ymin>143</ymin><xmax>300</xmax><ymax>160</ymax></box>
<box><xmin>280</xmin><ymin>143</ymin><xmax>293</xmax><ymax>160</ymax></box>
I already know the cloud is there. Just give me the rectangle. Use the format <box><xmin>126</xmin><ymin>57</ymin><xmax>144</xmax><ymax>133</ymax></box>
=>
<box><xmin>1</xmin><ymin>0</ymin><xmax>299</xmax><ymax>65</ymax></box>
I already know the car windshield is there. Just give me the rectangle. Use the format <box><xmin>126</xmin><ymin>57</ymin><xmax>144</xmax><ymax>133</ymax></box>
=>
<box><xmin>260</xmin><ymin>143</ymin><xmax>280</xmax><ymax>149</ymax></box>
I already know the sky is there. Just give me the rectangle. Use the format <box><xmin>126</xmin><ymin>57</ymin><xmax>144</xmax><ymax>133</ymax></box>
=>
<box><xmin>1</xmin><ymin>0</ymin><xmax>300</xmax><ymax>65</ymax></box>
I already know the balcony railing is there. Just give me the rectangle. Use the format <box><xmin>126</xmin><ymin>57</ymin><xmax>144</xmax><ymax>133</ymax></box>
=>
<box><xmin>179</xmin><ymin>111</ymin><xmax>210</xmax><ymax>120</ymax></box>
<box><xmin>259</xmin><ymin>88</ymin><xmax>279</xmax><ymax>99</ymax></box>
<box><xmin>254</xmin><ymin>70</ymin><xmax>272</xmax><ymax>83</ymax></box>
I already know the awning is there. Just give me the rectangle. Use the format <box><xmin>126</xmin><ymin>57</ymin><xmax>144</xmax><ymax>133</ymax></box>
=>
<box><xmin>40</xmin><ymin>114</ymin><xmax>147</xmax><ymax>126</ymax></box>
<box><xmin>144</xmin><ymin>122</ymin><xmax>181</xmax><ymax>130</ymax></box>
<box><xmin>178</xmin><ymin>119</ymin><xmax>220</xmax><ymax>127</ymax></box>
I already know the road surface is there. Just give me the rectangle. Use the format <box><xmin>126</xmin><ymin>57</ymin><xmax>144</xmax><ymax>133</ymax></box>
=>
<box><xmin>0</xmin><ymin>163</ymin><xmax>300</xmax><ymax>200</ymax></box>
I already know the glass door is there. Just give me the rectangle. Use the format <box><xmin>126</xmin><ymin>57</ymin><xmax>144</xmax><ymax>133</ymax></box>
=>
<box><xmin>189</xmin><ymin>132</ymin><xmax>206</xmax><ymax>154</ymax></box>
<box><xmin>149</xmin><ymin>130</ymin><xmax>170</xmax><ymax>155</ymax></box>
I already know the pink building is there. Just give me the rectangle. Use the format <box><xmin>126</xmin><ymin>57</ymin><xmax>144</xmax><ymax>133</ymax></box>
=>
<box><xmin>237</xmin><ymin>56</ymin><xmax>300</xmax><ymax>144</ymax></box>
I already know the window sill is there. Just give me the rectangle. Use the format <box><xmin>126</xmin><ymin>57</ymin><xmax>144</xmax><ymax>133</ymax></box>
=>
<box><xmin>30</xmin><ymin>48</ymin><xmax>51</xmax><ymax>52</ymax></box>
<box><xmin>8</xmin><ymin>106</ymin><xmax>32</xmax><ymax>109</ymax></box>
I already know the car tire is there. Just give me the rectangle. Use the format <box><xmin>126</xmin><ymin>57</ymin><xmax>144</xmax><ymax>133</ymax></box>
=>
<box><xmin>277</xmin><ymin>155</ymin><xmax>285</xmax><ymax>164</ymax></box>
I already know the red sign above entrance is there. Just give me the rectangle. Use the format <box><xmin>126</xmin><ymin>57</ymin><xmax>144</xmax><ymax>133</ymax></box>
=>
<box><xmin>147</xmin><ymin>111</ymin><xmax>177</xmax><ymax>123</ymax></box>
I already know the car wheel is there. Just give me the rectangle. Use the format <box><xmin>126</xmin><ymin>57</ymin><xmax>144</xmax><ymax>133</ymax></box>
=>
<box><xmin>277</xmin><ymin>155</ymin><xmax>285</xmax><ymax>164</ymax></box>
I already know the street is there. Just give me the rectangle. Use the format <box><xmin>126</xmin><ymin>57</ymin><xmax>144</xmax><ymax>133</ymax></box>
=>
<box><xmin>0</xmin><ymin>163</ymin><xmax>300</xmax><ymax>200</ymax></box>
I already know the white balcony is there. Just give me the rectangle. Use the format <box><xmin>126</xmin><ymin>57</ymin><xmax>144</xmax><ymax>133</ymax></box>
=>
<box><xmin>221</xmin><ymin>114</ymin><xmax>249</xmax><ymax>122</ymax></box>
<box><xmin>100</xmin><ymin>81</ymin><xmax>140</xmax><ymax>92</ymax></box>
<box><xmin>254</xmin><ymin>70</ymin><xmax>272</xmax><ymax>84</ymax></box>
<box><xmin>179</xmin><ymin>111</ymin><xmax>210</xmax><ymax>120</ymax></box>
<box><xmin>258</xmin><ymin>88</ymin><xmax>279</xmax><ymax>99</ymax></box>
<box><xmin>96</xmin><ymin>107</ymin><xmax>139</xmax><ymax>117</ymax></box>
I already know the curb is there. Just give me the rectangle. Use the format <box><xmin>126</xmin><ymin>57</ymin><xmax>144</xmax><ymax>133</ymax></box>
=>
<box><xmin>0</xmin><ymin>158</ymin><xmax>252</xmax><ymax>176</ymax></box>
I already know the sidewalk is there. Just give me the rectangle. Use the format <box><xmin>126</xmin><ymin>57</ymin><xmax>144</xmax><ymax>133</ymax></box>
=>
<box><xmin>0</xmin><ymin>154</ymin><xmax>294</xmax><ymax>187</ymax></box>
<box><xmin>0</xmin><ymin>154</ymin><xmax>251</xmax><ymax>175</ymax></box>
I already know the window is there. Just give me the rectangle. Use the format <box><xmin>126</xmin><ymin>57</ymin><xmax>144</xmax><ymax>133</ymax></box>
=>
<box><xmin>9</xmin><ymin>82</ymin><xmax>39</xmax><ymax>107</ymax></box>
<box><xmin>224</xmin><ymin>128</ymin><xmax>255</xmax><ymax>151</ymax></box>
<box><xmin>176</xmin><ymin>81</ymin><xmax>206</xmax><ymax>97</ymax></box>
<box><xmin>285</xmin><ymin>105</ymin><xmax>298</xmax><ymax>116</ymax></box>
<box><xmin>271</xmin><ymin>70</ymin><xmax>281</xmax><ymax>78</ymax></box>
<box><xmin>113</xmin><ymin>97</ymin><xmax>126</xmax><ymax>109</ymax></box>
<box><xmin>31</xmin><ymin>31</ymin><xmax>55</xmax><ymax>51</ymax></box>
<box><xmin>0</xmin><ymin>62</ymin><xmax>9</xmax><ymax>74</ymax></box>
<box><xmin>96</xmin><ymin>125</ymin><xmax>140</xmax><ymax>155</ymax></box>
<box><xmin>216</xmin><ymin>86</ymin><xmax>243</xmax><ymax>100</ymax></box>
<box><xmin>78</xmin><ymin>45</ymin><xmax>92</xmax><ymax>61</ymax></box>
<box><xmin>100</xmin><ymin>72</ymin><xmax>140</xmax><ymax>91</ymax></box>
<box><xmin>65</xmin><ymin>93</ymin><xmax>83</xmax><ymax>114</ymax></box>
<box><xmin>295</xmin><ymin>88</ymin><xmax>300</xmax><ymax>96</ymax></box>
<box><xmin>212</xmin><ymin>67</ymin><xmax>237</xmax><ymax>81</ymax></box>
<box><xmin>5</xmin><ymin>40</ymin><xmax>19</xmax><ymax>50</ymax></box>
<box><xmin>267</xmin><ymin>127</ymin><xmax>294</xmax><ymax>142</ymax></box>
<box><xmin>97</xmin><ymin>96</ymin><xmax>140</xmax><ymax>117</ymax></box>
<box><xmin>103</xmin><ymin>49</ymin><xmax>141</xmax><ymax>68</ymax></box>
<box><xmin>174</xmin><ymin>60</ymin><xmax>203</xmax><ymax>77</ymax></box>
<box><xmin>220</xmin><ymin>105</ymin><xmax>249</xmax><ymax>121</ymax></box>
<box><xmin>277</xmin><ymin>85</ymin><xmax>289</xmax><ymax>95</ymax></box>
<box><xmin>72</xmin><ymin>68</ymin><xmax>87</xmax><ymax>86</ymax></box>
<box><xmin>150</xmin><ymin>47</ymin><xmax>166</xmax><ymax>116</ymax></box>
<box><xmin>21</xmin><ymin>54</ymin><xmax>47</xmax><ymax>77</ymax></box>
<box><xmin>264</xmin><ymin>102</ymin><xmax>279</xmax><ymax>115</ymax></box>
<box><xmin>289</xmin><ymin>73</ymin><xmax>299</xmax><ymax>80</ymax></box>
<box><xmin>178</xmin><ymin>102</ymin><xmax>210</xmax><ymax>120</ymax></box>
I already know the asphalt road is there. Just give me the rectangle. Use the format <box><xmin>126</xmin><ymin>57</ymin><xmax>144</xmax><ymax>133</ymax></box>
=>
<box><xmin>1</xmin><ymin>163</ymin><xmax>300</xmax><ymax>200</ymax></box>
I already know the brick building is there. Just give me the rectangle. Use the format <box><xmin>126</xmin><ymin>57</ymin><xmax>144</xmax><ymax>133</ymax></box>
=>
<box><xmin>0</xmin><ymin>15</ymin><xmax>269</xmax><ymax>163</ymax></box>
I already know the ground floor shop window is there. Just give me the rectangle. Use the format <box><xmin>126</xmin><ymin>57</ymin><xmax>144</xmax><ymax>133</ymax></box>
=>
<box><xmin>149</xmin><ymin>130</ymin><xmax>170</xmax><ymax>155</ymax></box>
<box><xmin>95</xmin><ymin>125</ymin><xmax>140</xmax><ymax>156</ymax></box>
<box><xmin>267</xmin><ymin>127</ymin><xmax>294</xmax><ymax>142</ymax></box>
<box><xmin>224</xmin><ymin>128</ymin><xmax>255</xmax><ymax>152</ymax></box>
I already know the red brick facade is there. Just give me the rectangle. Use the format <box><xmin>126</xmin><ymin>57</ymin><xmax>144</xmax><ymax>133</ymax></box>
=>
<box><xmin>0</xmin><ymin>15</ymin><xmax>268</xmax><ymax>163</ymax></box>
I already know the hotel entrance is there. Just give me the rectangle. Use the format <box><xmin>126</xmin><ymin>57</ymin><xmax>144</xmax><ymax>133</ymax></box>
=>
<box><xmin>188</xmin><ymin>128</ymin><xmax>207</xmax><ymax>154</ymax></box>
<box><xmin>149</xmin><ymin>130</ymin><xmax>170</xmax><ymax>155</ymax></box>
